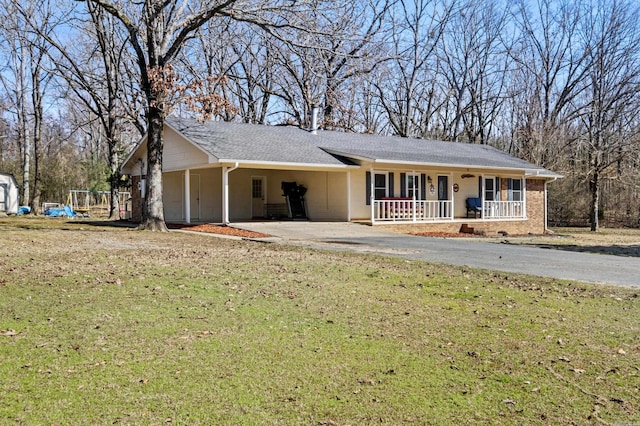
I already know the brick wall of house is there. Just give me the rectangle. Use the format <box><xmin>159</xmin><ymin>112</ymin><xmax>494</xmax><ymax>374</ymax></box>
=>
<box><xmin>130</xmin><ymin>175</ymin><xmax>145</xmax><ymax>223</ymax></box>
<box><xmin>377</xmin><ymin>220</ymin><xmax>534</xmax><ymax>236</ymax></box>
<box><xmin>525</xmin><ymin>178</ymin><xmax>546</xmax><ymax>235</ymax></box>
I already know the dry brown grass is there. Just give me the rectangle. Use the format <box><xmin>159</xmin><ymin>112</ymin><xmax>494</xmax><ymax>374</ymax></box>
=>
<box><xmin>499</xmin><ymin>227</ymin><xmax>640</xmax><ymax>257</ymax></box>
<box><xmin>1</xmin><ymin>217</ymin><xmax>639</xmax><ymax>424</ymax></box>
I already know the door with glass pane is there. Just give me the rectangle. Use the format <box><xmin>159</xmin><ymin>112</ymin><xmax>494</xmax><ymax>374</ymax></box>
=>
<box><xmin>438</xmin><ymin>175</ymin><xmax>448</xmax><ymax>217</ymax></box>
<box><xmin>252</xmin><ymin>177</ymin><xmax>266</xmax><ymax>218</ymax></box>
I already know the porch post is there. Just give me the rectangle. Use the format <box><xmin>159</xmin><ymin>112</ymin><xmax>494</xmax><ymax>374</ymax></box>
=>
<box><xmin>347</xmin><ymin>171</ymin><xmax>352</xmax><ymax>222</ymax></box>
<box><xmin>370</xmin><ymin>166</ymin><xmax>375</xmax><ymax>224</ymax></box>
<box><xmin>222</xmin><ymin>162</ymin><xmax>240</xmax><ymax>225</ymax></box>
<box><xmin>481</xmin><ymin>174</ymin><xmax>485</xmax><ymax>219</ymax></box>
<box><xmin>450</xmin><ymin>173</ymin><xmax>454</xmax><ymax>219</ymax></box>
<box><xmin>184</xmin><ymin>169</ymin><xmax>191</xmax><ymax>224</ymax></box>
<box><xmin>222</xmin><ymin>166</ymin><xmax>229</xmax><ymax>225</ymax></box>
<box><xmin>522</xmin><ymin>177</ymin><xmax>527</xmax><ymax>219</ymax></box>
<box><xmin>412</xmin><ymin>170</ymin><xmax>417</xmax><ymax>222</ymax></box>
<box><xmin>412</xmin><ymin>193</ymin><xmax>417</xmax><ymax>222</ymax></box>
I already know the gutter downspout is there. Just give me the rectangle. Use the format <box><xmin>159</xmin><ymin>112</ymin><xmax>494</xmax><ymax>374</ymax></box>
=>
<box><xmin>222</xmin><ymin>162</ymin><xmax>240</xmax><ymax>225</ymax></box>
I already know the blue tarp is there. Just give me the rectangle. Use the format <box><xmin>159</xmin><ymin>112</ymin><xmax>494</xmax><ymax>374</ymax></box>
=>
<box><xmin>44</xmin><ymin>205</ymin><xmax>76</xmax><ymax>217</ymax></box>
<box><xmin>17</xmin><ymin>206</ymin><xmax>31</xmax><ymax>215</ymax></box>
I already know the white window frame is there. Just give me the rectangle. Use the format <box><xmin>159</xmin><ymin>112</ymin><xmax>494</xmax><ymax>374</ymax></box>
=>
<box><xmin>484</xmin><ymin>176</ymin><xmax>497</xmax><ymax>201</ymax></box>
<box><xmin>374</xmin><ymin>172</ymin><xmax>389</xmax><ymax>200</ymax></box>
<box><xmin>406</xmin><ymin>173</ymin><xmax>421</xmax><ymax>199</ymax></box>
<box><xmin>507</xmin><ymin>178</ymin><xmax>522</xmax><ymax>202</ymax></box>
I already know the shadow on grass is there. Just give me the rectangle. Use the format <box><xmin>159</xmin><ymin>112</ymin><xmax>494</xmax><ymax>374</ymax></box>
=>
<box><xmin>528</xmin><ymin>243</ymin><xmax>640</xmax><ymax>258</ymax></box>
<box><xmin>64</xmin><ymin>219</ymin><xmax>139</xmax><ymax>229</ymax></box>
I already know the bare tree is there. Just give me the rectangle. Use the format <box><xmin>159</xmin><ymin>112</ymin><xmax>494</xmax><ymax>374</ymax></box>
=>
<box><xmin>178</xmin><ymin>19</ymin><xmax>260</xmax><ymax>123</ymax></box>
<box><xmin>508</xmin><ymin>0</ymin><xmax>590</xmax><ymax>167</ymax></box>
<box><xmin>0</xmin><ymin>0</ymin><xmax>60</xmax><ymax>213</ymax></box>
<box><xmin>85</xmin><ymin>0</ymin><xmax>331</xmax><ymax>230</ymax></box>
<box><xmin>350</xmin><ymin>77</ymin><xmax>388</xmax><ymax>134</ymax></box>
<box><xmin>373</xmin><ymin>0</ymin><xmax>452</xmax><ymax>138</ymax></box>
<box><xmin>436</xmin><ymin>0</ymin><xmax>510</xmax><ymax>144</ymax></box>
<box><xmin>29</xmin><ymin>0</ymin><xmax>137</xmax><ymax>219</ymax></box>
<box><xmin>268</xmin><ymin>0</ymin><xmax>393</xmax><ymax>130</ymax></box>
<box><xmin>222</xmin><ymin>24</ymin><xmax>274</xmax><ymax>124</ymax></box>
<box><xmin>576</xmin><ymin>0</ymin><xmax>640</xmax><ymax>231</ymax></box>
<box><xmin>0</xmin><ymin>0</ymin><xmax>32</xmax><ymax>206</ymax></box>
<box><xmin>229</xmin><ymin>31</ymin><xmax>275</xmax><ymax>124</ymax></box>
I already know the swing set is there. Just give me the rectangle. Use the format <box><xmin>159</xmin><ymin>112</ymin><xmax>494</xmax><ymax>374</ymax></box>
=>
<box><xmin>66</xmin><ymin>190</ymin><xmax>131</xmax><ymax>218</ymax></box>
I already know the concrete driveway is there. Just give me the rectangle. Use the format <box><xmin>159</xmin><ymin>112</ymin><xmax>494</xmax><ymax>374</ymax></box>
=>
<box><xmin>235</xmin><ymin>221</ymin><xmax>640</xmax><ymax>288</ymax></box>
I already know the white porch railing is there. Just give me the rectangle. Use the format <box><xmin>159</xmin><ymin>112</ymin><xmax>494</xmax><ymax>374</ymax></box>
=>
<box><xmin>372</xmin><ymin>199</ymin><xmax>525</xmax><ymax>222</ymax></box>
<box><xmin>484</xmin><ymin>201</ymin><xmax>524</xmax><ymax>219</ymax></box>
<box><xmin>373</xmin><ymin>199</ymin><xmax>453</xmax><ymax>222</ymax></box>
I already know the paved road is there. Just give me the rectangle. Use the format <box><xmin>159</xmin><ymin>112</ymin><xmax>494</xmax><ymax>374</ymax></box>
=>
<box><xmin>235</xmin><ymin>222</ymin><xmax>640</xmax><ymax>288</ymax></box>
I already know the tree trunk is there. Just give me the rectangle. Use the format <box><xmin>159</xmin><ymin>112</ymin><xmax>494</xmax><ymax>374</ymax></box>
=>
<box><xmin>21</xmin><ymin>126</ymin><xmax>30</xmax><ymax>207</ymax></box>
<box><xmin>31</xmin><ymin>157</ymin><xmax>41</xmax><ymax>214</ymax></box>
<box><xmin>30</xmin><ymin>76</ymin><xmax>42</xmax><ymax>215</ymax></box>
<box><xmin>589</xmin><ymin>170</ymin><xmax>599</xmax><ymax>232</ymax></box>
<box><xmin>140</xmin><ymin>105</ymin><xmax>167</xmax><ymax>231</ymax></box>
<box><xmin>108</xmin><ymin>143</ymin><xmax>120</xmax><ymax>220</ymax></box>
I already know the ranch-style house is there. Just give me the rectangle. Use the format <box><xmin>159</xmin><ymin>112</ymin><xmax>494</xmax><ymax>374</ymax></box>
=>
<box><xmin>121</xmin><ymin>117</ymin><xmax>561</xmax><ymax>235</ymax></box>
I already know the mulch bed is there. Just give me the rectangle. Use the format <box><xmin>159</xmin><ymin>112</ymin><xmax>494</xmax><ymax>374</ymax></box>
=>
<box><xmin>167</xmin><ymin>223</ymin><xmax>271</xmax><ymax>238</ymax></box>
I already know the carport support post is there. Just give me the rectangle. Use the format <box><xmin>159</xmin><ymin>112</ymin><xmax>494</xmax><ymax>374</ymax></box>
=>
<box><xmin>184</xmin><ymin>169</ymin><xmax>191</xmax><ymax>224</ymax></box>
<box><xmin>222</xmin><ymin>163</ymin><xmax>239</xmax><ymax>225</ymax></box>
<box><xmin>347</xmin><ymin>171</ymin><xmax>352</xmax><ymax>222</ymax></box>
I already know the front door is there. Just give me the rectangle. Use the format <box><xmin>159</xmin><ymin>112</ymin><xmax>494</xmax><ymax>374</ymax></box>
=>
<box><xmin>484</xmin><ymin>176</ymin><xmax>499</xmax><ymax>201</ymax></box>
<box><xmin>438</xmin><ymin>175</ymin><xmax>449</xmax><ymax>217</ymax></box>
<box><xmin>189</xmin><ymin>174</ymin><xmax>200</xmax><ymax>221</ymax></box>
<box><xmin>252</xmin><ymin>177</ymin><xmax>266</xmax><ymax>218</ymax></box>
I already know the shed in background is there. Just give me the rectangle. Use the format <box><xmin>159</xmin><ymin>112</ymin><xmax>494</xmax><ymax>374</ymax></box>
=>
<box><xmin>0</xmin><ymin>173</ymin><xmax>19</xmax><ymax>215</ymax></box>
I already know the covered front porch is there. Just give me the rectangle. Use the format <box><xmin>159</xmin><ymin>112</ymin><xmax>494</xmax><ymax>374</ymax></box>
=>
<box><xmin>367</xmin><ymin>168</ymin><xmax>527</xmax><ymax>224</ymax></box>
<box><xmin>371</xmin><ymin>199</ymin><xmax>525</xmax><ymax>223</ymax></box>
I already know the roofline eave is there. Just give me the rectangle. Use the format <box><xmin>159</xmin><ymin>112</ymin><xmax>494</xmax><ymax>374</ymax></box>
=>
<box><xmin>217</xmin><ymin>159</ymin><xmax>359</xmax><ymax>171</ymax></box>
<box><xmin>320</xmin><ymin>148</ymin><xmax>374</xmax><ymax>163</ymax></box>
<box><xmin>321</xmin><ymin>148</ymin><xmax>558</xmax><ymax>176</ymax></box>
<box><xmin>524</xmin><ymin>170</ymin><xmax>564</xmax><ymax>179</ymax></box>
<box><xmin>370</xmin><ymin>158</ymin><xmax>543</xmax><ymax>174</ymax></box>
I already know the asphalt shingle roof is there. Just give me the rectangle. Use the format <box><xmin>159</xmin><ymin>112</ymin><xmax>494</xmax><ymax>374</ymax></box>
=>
<box><xmin>167</xmin><ymin>117</ymin><xmax>560</xmax><ymax>177</ymax></box>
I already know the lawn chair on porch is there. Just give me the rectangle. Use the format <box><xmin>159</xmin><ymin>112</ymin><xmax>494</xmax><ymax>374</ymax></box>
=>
<box><xmin>466</xmin><ymin>197</ymin><xmax>482</xmax><ymax>218</ymax></box>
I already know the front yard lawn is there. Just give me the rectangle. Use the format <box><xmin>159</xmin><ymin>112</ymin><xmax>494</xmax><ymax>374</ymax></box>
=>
<box><xmin>1</xmin><ymin>218</ymin><xmax>638</xmax><ymax>424</ymax></box>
